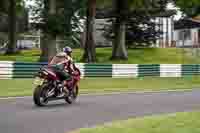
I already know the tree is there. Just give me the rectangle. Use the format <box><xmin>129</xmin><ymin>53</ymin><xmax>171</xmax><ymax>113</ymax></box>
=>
<box><xmin>109</xmin><ymin>0</ymin><xmax>160</xmax><ymax>60</ymax></box>
<box><xmin>96</xmin><ymin>0</ymin><xmax>155</xmax><ymax>60</ymax></box>
<box><xmin>81</xmin><ymin>0</ymin><xmax>112</xmax><ymax>62</ymax></box>
<box><xmin>82</xmin><ymin>0</ymin><xmax>96</xmax><ymax>62</ymax></box>
<box><xmin>62</xmin><ymin>0</ymin><xmax>86</xmax><ymax>48</ymax></box>
<box><xmin>174</xmin><ymin>0</ymin><xmax>200</xmax><ymax>17</ymax></box>
<box><xmin>103</xmin><ymin>13</ymin><xmax>161</xmax><ymax>48</ymax></box>
<box><xmin>102</xmin><ymin>1</ymin><xmax>171</xmax><ymax>48</ymax></box>
<box><xmin>83</xmin><ymin>0</ymin><xmax>171</xmax><ymax>61</ymax></box>
<box><xmin>0</xmin><ymin>0</ymin><xmax>9</xmax><ymax>45</ymax></box>
<box><xmin>2</xmin><ymin>0</ymin><xmax>25</xmax><ymax>54</ymax></box>
<box><xmin>0</xmin><ymin>0</ymin><xmax>9</xmax><ymax>13</ymax></box>
<box><xmin>6</xmin><ymin>0</ymin><xmax>18</xmax><ymax>54</ymax></box>
<box><xmin>111</xmin><ymin>0</ymin><xmax>128</xmax><ymax>60</ymax></box>
<box><xmin>97</xmin><ymin>0</ymin><xmax>173</xmax><ymax>58</ymax></box>
<box><xmin>30</xmin><ymin>0</ymin><xmax>86</xmax><ymax>61</ymax></box>
<box><xmin>39</xmin><ymin>0</ymin><xmax>58</xmax><ymax>62</ymax></box>
<box><xmin>82</xmin><ymin>0</ymin><xmax>129</xmax><ymax>61</ymax></box>
<box><xmin>111</xmin><ymin>0</ymin><xmax>162</xmax><ymax>60</ymax></box>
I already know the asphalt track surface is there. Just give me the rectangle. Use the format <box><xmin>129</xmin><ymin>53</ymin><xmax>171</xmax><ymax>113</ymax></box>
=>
<box><xmin>0</xmin><ymin>90</ymin><xmax>200</xmax><ymax>133</ymax></box>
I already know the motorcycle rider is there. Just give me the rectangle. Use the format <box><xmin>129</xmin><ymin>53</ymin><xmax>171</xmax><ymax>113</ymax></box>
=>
<box><xmin>49</xmin><ymin>46</ymin><xmax>76</xmax><ymax>96</ymax></box>
<box><xmin>62</xmin><ymin>46</ymin><xmax>77</xmax><ymax>87</ymax></box>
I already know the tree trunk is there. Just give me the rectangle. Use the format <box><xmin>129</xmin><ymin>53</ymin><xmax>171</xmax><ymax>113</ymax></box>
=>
<box><xmin>6</xmin><ymin>0</ymin><xmax>17</xmax><ymax>54</ymax></box>
<box><xmin>40</xmin><ymin>34</ymin><xmax>57</xmax><ymax>62</ymax></box>
<box><xmin>40</xmin><ymin>0</ymin><xmax>58</xmax><ymax>62</ymax></box>
<box><xmin>111</xmin><ymin>19</ymin><xmax>128</xmax><ymax>60</ymax></box>
<box><xmin>82</xmin><ymin>0</ymin><xmax>96</xmax><ymax>63</ymax></box>
<box><xmin>40</xmin><ymin>35</ymin><xmax>48</xmax><ymax>62</ymax></box>
<box><xmin>111</xmin><ymin>19</ymin><xmax>118</xmax><ymax>58</ymax></box>
<box><xmin>111</xmin><ymin>0</ymin><xmax>128</xmax><ymax>60</ymax></box>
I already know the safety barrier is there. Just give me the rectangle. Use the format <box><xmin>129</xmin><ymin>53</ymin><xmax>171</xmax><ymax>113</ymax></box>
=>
<box><xmin>0</xmin><ymin>61</ymin><xmax>200</xmax><ymax>79</ymax></box>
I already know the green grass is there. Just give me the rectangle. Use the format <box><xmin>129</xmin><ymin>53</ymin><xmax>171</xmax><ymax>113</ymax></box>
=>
<box><xmin>0</xmin><ymin>49</ymin><xmax>41</xmax><ymax>62</ymax></box>
<box><xmin>0</xmin><ymin>48</ymin><xmax>199</xmax><ymax>64</ymax></box>
<box><xmin>70</xmin><ymin>111</ymin><xmax>200</xmax><ymax>133</ymax></box>
<box><xmin>0</xmin><ymin>77</ymin><xmax>200</xmax><ymax>97</ymax></box>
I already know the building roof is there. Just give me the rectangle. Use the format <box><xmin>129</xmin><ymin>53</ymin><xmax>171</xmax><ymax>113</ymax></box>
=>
<box><xmin>193</xmin><ymin>15</ymin><xmax>200</xmax><ymax>22</ymax></box>
<box><xmin>96</xmin><ymin>9</ymin><xmax>176</xmax><ymax>19</ymax></box>
<box><xmin>174</xmin><ymin>18</ymin><xmax>200</xmax><ymax>30</ymax></box>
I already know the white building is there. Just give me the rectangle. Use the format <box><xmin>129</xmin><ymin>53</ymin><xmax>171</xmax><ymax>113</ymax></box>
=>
<box><xmin>173</xmin><ymin>18</ymin><xmax>200</xmax><ymax>48</ymax></box>
<box><xmin>155</xmin><ymin>17</ymin><xmax>174</xmax><ymax>48</ymax></box>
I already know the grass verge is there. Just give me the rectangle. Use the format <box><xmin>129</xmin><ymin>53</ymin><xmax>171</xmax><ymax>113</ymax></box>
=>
<box><xmin>0</xmin><ymin>48</ymin><xmax>199</xmax><ymax>64</ymax></box>
<box><xmin>70</xmin><ymin>111</ymin><xmax>200</xmax><ymax>133</ymax></box>
<box><xmin>0</xmin><ymin>77</ymin><xmax>200</xmax><ymax>97</ymax></box>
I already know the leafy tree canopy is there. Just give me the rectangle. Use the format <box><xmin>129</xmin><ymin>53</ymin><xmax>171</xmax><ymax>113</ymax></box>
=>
<box><xmin>174</xmin><ymin>0</ymin><xmax>200</xmax><ymax>17</ymax></box>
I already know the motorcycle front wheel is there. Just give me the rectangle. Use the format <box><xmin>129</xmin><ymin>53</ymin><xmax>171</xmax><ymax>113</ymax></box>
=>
<box><xmin>65</xmin><ymin>85</ymin><xmax>79</xmax><ymax>104</ymax></box>
<box><xmin>33</xmin><ymin>85</ymin><xmax>49</xmax><ymax>107</ymax></box>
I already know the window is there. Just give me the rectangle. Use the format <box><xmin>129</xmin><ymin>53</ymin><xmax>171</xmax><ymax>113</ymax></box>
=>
<box><xmin>178</xmin><ymin>30</ymin><xmax>191</xmax><ymax>40</ymax></box>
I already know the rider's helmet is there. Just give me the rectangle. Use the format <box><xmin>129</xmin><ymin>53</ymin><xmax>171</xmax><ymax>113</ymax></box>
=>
<box><xmin>63</xmin><ymin>46</ymin><xmax>72</xmax><ymax>57</ymax></box>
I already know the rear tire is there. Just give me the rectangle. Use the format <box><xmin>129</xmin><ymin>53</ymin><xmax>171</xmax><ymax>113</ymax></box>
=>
<box><xmin>65</xmin><ymin>85</ymin><xmax>79</xmax><ymax>104</ymax></box>
<box><xmin>33</xmin><ymin>85</ymin><xmax>48</xmax><ymax>107</ymax></box>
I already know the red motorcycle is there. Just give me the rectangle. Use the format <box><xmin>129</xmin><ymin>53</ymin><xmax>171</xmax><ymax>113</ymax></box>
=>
<box><xmin>33</xmin><ymin>63</ymin><xmax>81</xmax><ymax>107</ymax></box>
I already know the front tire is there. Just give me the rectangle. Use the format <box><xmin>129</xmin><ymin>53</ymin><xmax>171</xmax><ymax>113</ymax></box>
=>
<box><xmin>65</xmin><ymin>85</ymin><xmax>79</xmax><ymax>104</ymax></box>
<box><xmin>33</xmin><ymin>85</ymin><xmax>48</xmax><ymax>107</ymax></box>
